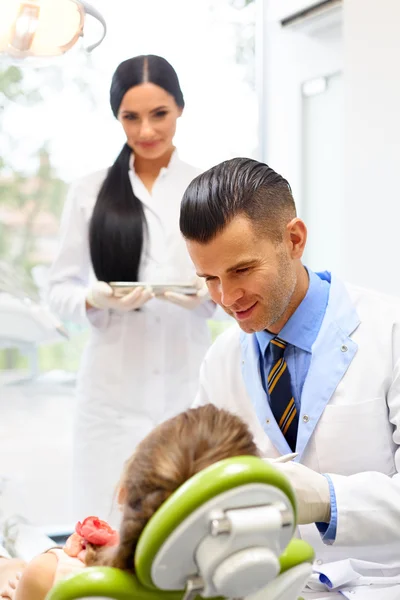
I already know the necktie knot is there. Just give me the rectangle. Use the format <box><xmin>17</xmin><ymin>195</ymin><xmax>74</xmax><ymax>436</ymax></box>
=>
<box><xmin>269</xmin><ymin>336</ymin><xmax>287</xmax><ymax>360</ymax></box>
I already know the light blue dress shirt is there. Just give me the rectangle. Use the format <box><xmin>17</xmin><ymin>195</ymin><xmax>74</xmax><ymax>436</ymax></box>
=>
<box><xmin>255</xmin><ymin>267</ymin><xmax>337</xmax><ymax>543</ymax></box>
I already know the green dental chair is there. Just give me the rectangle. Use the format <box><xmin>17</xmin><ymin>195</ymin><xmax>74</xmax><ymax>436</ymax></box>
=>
<box><xmin>46</xmin><ymin>456</ymin><xmax>314</xmax><ymax>600</ymax></box>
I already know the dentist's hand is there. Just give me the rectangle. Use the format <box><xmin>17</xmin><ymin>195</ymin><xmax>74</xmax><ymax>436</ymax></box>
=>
<box><xmin>272</xmin><ymin>461</ymin><xmax>331</xmax><ymax>525</ymax></box>
<box><xmin>86</xmin><ymin>282</ymin><xmax>153</xmax><ymax>312</ymax></box>
<box><xmin>161</xmin><ymin>278</ymin><xmax>211</xmax><ymax>310</ymax></box>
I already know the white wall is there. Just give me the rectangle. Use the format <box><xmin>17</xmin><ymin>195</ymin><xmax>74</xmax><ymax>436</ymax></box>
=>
<box><xmin>301</xmin><ymin>71</ymin><xmax>344</xmax><ymax>273</ymax></box>
<box><xmin>343</xmin><ymin>0</ymin><xmax>400</xmax><ymax>295</ymax></box>
<box><xmin>262</xmin><ymin>0</ymin><xmax>343</xmax><ymax>213</ymax></box>
<box><xmin>262</xmin><ymin>0</ymin><xmax>400</xmax><ymax>295</ymax></box>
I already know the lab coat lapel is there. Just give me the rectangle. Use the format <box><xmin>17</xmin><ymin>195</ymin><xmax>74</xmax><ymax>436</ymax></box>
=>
<box><xmin>296</xmin><ymin>275</ymin><xmax>361</xmax><ymax>460</ymax></box>
<box><xmin>128</xmin><ymin>170</ymin><xmax>155</xmax><ymax>214</ymax></box>
<box><xmin>240</xmin><ymin>332</ymin><xmax>292</xmax><ymax>455</ymax></box>
<box><xmin>128</xmin><ymin>148</ymin><xmax>180</xmax><ymax>217</ymax></box>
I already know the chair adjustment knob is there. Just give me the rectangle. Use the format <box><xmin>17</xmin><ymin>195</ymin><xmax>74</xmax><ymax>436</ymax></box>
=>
<box><xmin>212</xmin><ymin>546</ymin><xmax>280</xmax><ymax>597</ymax></box>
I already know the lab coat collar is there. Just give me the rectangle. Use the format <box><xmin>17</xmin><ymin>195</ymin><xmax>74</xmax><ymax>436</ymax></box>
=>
<box><xmin>295</xmin><ymin>273</ymin><xmax>360</xmax><ymax>458</ymax></box>
<box><xmin>241</xmin><ymin>332</ymin><xmax>292</xmax><ymax>455</ymax></box>
<box><xmin>240</xmin><ymin>273</ymin><xmax>361</xmax><ymax>459</ymax></box>
<box><xmin>128</xmin><ymin>147</ymin><xmax>180</xmax><ymax>175</ymax></box>
<box><xmin>240</xmin><ymin>272</ymin><xmax>360</xmax><ymax>347</ymax></box>
<box><xmin>128</xmin><ymin>147</ymin><xmax>180</xmax><ymax>215</ymax></box>
<box><xmin>322</xmin><ymin>271</ymin><xmax>360</xmax><ymax>336</ymax></box>
<box><xmin>279</xmin><ymin>268</ymin><xmax>330</xmax><ymax>352</ymax></box>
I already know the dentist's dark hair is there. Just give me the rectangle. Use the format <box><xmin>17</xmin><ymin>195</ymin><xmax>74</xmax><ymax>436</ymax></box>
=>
<box><xmin>89</xmin><ymin>55</ymin><xmax>185</xmax><ymax>282</ymax></box>
<box><xmin>180</xmin><ymin>157</ymin><xmax>296</xmax><ymax>244</ymax></box>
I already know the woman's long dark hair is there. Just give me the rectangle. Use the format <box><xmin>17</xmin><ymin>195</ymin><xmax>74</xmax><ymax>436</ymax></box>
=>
<box><xmin>89</xmin><ymin>55</ymin><xmax>185</xmax><ymax>282</ymax></box>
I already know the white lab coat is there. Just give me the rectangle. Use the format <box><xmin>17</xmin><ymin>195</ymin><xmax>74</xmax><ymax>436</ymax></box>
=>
<box><xmin>48</xmin><ymin>151</ymin><xmax>214</xmax><ymax>522</ymax></box>
<box><xmin>194</xmin><ymin>274</ymin><xmax>400</xmax><ymax>594</ymax></box>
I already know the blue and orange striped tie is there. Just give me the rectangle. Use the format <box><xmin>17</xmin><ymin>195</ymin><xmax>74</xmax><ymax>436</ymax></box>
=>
<box><xmin>268</xmin><ymin>337</ymin><xmax>298</xmax><ymax>451</ymax></box>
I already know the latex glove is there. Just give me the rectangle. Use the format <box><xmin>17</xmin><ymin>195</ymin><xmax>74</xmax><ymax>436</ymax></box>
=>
<box><xmin>161</xmin><ymin>278</ymin><xmax>210</xmax><ymax>310</ymax></box>
<box><xmin>86</xmin><ymin>282</ymin><xmax>153</xmax><ymax>312</ymax></box>
<box><xmin>272</xmin><ymin>462</ymin><xmax>331</xmax><ymax>525</ymax></box>
<box><xmin>265</xmin><ymin>453</ymin><xmax>299</xmax><ymax>464</ymax></box>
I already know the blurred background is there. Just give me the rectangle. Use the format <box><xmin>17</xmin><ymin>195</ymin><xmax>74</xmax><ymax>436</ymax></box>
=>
<box><xmin>1</xmin><ymin>0</ymin><xmax>399</xmax><ymax>533</ymax></box>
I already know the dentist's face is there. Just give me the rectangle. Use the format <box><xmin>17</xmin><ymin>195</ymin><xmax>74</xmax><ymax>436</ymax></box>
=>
<box><xmin>118</xmin><ymin>83</ymin><xmax>182</xmax><ymax>160</ymax></box>
<box><xmin>186</xmin><ymin>215</ymin><xmax>303</xmax><ymax>334</ymax></box>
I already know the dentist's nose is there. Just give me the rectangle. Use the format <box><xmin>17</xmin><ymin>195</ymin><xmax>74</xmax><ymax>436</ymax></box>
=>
<box><xmin>220</xmin><ymin>281</ymin><xmax>244</xmax><ymax>308</ymax></box>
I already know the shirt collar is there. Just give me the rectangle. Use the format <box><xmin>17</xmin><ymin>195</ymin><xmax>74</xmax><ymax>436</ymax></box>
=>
<box><xmin>255</xmin><ymin>267</ymin><xmax>330</xmax><ymax>355</ymax></box>
<box><xmin>129</xmin><ymin>147</ymin><xmax>179</xmax><ymax>175</ymax></box>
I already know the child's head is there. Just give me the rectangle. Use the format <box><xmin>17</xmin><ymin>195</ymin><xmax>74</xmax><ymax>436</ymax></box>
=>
<box><xmin>87</xmin><ymin>404</ymin><xmax>259</xmax><ymax>570</ymax></box>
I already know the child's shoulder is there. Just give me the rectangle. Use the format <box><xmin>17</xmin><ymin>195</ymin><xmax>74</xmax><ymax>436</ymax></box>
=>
<box><xmin>17</xmin><ymin>552</ymin><xmax>58</xmax><ymax>600</ymax></box>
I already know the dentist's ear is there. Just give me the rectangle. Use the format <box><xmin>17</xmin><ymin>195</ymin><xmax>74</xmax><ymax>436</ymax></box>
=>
<box><xmin>286</xmin><ymin>218</ymin><xmax>307</xmax><ymax>259</ymax></box>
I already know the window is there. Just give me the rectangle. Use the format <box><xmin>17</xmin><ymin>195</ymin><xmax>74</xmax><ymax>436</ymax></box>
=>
<box><xmin>0</xmin><ymin>0</ymin><xmax>258</xmax><ymax>527</ymax></box>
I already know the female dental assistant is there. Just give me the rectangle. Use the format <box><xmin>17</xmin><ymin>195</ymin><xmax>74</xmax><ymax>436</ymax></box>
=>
<box><xmin>48</xmin><ymin>55</ymin><xmax>214</xmax><ymax>522</ymax></box>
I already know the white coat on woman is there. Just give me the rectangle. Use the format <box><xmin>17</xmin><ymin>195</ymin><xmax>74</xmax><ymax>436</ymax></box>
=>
<box><xmin>48</xmin><ymin>150</ymin><xmax>214</xmax><ymax>521</ymax></box>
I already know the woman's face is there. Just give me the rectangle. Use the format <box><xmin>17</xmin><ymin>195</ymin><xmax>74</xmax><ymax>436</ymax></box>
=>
<box><xmin>118</xmin><ymin>82</ymin><xmax>183</xmax><ymax>160</ymax></box>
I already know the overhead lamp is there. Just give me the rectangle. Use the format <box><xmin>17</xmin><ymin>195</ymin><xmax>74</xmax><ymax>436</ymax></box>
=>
<box><xmin>0</xmin><ymin>0</ymin><xmax>107</xmax><ymax>59</ymax></box>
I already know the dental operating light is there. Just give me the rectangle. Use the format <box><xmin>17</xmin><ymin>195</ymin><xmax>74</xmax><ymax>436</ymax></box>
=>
<box><xmin>0</xmin><ymin>0</ymin><xmax>107</xmax><ymax>59</ymax></box>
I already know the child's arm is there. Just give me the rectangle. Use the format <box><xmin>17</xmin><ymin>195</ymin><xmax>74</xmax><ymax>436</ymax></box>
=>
<box><xmin>14</xmin><ymin>553</ymin><xmax>57</xmax><ymax>600</ymax></box>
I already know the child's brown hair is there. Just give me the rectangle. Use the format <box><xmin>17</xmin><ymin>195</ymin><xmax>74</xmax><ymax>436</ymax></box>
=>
<box><xmin>86</xmin><ymin>404</ymin><xmax>259</xmax><ymax>570</ymax></box>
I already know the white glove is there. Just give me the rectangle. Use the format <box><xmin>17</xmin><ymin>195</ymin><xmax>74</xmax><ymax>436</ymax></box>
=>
<box><xmin>86</xmin><ymin>282</ymin><xmax>153</xmax><ymax>312</ymax></box>
<box><xmin>161</xmin><ymin>278</ymin><xmax>210</xmax><ymax>310</ymax></box>
<box><xmin>272</xmin><ymin>461</ymin><xmax>331</xmax><ymax>525</ymax></box>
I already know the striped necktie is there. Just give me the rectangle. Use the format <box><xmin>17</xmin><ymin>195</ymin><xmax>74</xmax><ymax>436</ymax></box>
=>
<box><xmin>267</xmin><ymin>336</ymin><xmax>298</xmax><ymax>451</ymax></box>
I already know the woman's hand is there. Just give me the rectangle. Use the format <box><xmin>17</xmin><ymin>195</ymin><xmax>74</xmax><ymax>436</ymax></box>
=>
<box><xmin>86</xmin><ymin>282</ymin><xmax>153</xmax><ymax>311</ymax></box>
<box><xmin>160</xmin><ymin>279</ymin><xmax>210</xmax><ymax>310</ymax></box>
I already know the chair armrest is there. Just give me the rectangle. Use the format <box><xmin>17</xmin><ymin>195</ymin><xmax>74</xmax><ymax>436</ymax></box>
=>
<box><xmin>279</xmin><ymin>539</ymin><xmax>314</xmax><ymax>574</ymax></box>
<box><xmin>45</xmin><ymin>566</ymin><xmax>182</xmax><ymax>600</ymax></box>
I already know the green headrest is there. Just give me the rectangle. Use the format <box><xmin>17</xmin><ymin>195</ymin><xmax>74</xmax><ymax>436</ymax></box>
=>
<box><xmin>135</xmin><ymin>455</ymin><xmax>297</xmax><ymax>588</ymax></box>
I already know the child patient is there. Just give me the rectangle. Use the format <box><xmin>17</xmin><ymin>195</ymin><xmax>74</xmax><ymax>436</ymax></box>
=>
<box><xmin>0</xmin><ymin>405</ymin><xmax>259</xmax><ymax>600</ymax></box>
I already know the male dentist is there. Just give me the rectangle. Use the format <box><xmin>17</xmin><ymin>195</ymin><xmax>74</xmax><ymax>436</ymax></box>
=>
<box><xmin>179</xmin><ymin>157</ymin><xmax>400</xmax><ymax>596</ymax></box>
